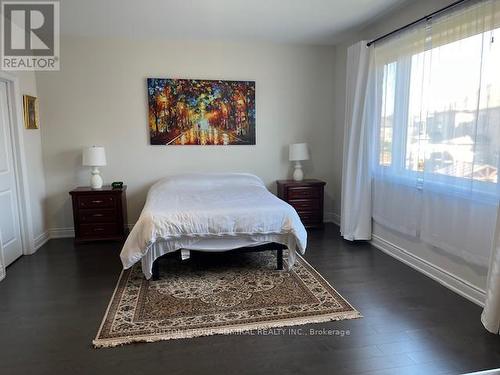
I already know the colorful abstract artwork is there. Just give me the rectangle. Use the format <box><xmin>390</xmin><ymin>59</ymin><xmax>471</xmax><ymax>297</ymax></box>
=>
<box><xmin>147</xmin><ymin>78</ymin><xmax>256</xmax><ymax>145</ymax></box>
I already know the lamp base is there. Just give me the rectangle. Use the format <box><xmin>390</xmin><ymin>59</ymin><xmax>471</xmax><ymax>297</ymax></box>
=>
<box><xmin>90</xmin><ymin>167</ymin><xmax>103</xmax><ymax>189</ymax></box>
<box><xmin>292</xmin><ymin>161</ymin><xmax>304</xmax><ymax>181</ymax></box>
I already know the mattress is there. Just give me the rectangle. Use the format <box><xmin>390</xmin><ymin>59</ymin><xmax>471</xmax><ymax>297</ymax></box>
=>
<box><xmin>120</xmin><ymin>173</ymin><xmax>307</xmax><ymax>279</ymax></box>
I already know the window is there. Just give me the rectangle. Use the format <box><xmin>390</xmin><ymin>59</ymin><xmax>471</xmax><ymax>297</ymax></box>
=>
<box><xmin>380</xmin><ymin>63</ymin><xmax>396</xmax><ymax>167</ymax></box>
<box><xmin>374</xmin><ymin>18</ymin><xmax>500</xmax><ymax>194</ymax></box>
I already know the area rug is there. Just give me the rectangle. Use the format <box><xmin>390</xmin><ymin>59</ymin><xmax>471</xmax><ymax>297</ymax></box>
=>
<box><xmin>93</xmin><ymin>251</ymin><xmax>361</xmax><ymax>347</ymax></box>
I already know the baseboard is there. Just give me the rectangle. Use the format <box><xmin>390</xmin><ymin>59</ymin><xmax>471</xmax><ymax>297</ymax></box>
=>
<box><xmin>48</xmin><ymin>227</ymin><xmax>75</xmax><ymax>238</ymax></box>
<box><xmin>324</xmin><ymin>211</ymin><xmax>485</xmax><ymax>306</ymax></box>
<box><xmin>47</xmin><ymin>224</ymin><xmax>136</xmax><ymax>239</ymax></box>
<box><xmin>324</xmin><ymin>211</ymin><xmax>341</xmax><ymax>226</ymax></box>
<box><xmin>33</xmin><ymin>231</ymin><xmax>50</xmax><ymax>250</ymax></box>
<box><xmin>371</xmin><ymin>234</ymin><xmax>486</xmax><ymax>307</ymax></box>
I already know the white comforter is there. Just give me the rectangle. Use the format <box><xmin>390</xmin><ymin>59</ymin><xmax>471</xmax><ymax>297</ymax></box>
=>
<box><xmin>120</xmin><ymin>173</ymin><xmax>307</xmax><ymax>279</ymax></box>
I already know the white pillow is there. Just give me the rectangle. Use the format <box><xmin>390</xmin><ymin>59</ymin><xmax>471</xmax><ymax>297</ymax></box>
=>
<box><xmin>152</xmin><ymin>173</ymin><xmax>265</xmax><ymax>191</ymax></box>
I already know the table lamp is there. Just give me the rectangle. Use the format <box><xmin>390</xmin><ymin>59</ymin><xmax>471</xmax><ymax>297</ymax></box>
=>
<box><xmin>289</xmin><ymin>143</ymin><xmax>310</xmax><ymax>181</ymax></box>
<box><xmin>82</xmin><ymin>146</ymin><xmax>106</xmax><ymax>189</ymax></box>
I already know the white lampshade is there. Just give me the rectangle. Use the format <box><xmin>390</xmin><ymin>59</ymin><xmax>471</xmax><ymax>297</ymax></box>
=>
<box><xmin>289</xmin><ymin>143</ymin><xmax>310</xmax><ymax>161</ymax></box>
<box><xmin>82</xmin><ymin>146</ymin><xmax>107</xmax><ymax>167</ymax></box>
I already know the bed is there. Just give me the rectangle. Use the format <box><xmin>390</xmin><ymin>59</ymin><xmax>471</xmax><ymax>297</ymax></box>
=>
<box><xmin>120</xmin><ymin>173</ymin><xmax>308</xmax><ymax>279</ymax></box>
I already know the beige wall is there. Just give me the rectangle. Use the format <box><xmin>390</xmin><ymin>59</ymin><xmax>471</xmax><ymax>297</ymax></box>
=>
<box><xmin>37</xmin><ymin>36</ymin><xmax>336</xmax><ymax>230</ymax></box>
<box><xmin>332</xmin><ymin>0</ymin><xmax>489</xmax><ymax>293</ymax></box>
<box><xmin>15</xmin><ymin>71</ymin><xmax>48</xmax><ymax>242</ymax></box>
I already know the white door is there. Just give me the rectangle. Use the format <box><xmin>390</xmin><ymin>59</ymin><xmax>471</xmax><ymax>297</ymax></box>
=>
<box><xmin>0</xmin><ymin>81</ymin><xmax>23</xmax><ymax>265</ymax></box>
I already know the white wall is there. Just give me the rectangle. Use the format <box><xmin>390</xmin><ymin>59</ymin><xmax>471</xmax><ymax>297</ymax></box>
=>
<box><xmin>15</xmin><ymin>71</ymin><xmax>48</xmax><ymax>245</ymax></box>
<box><xmin>332</xmin><ymin>0</ymin><xmax>490</xmax><ymax>297</ymax></box>
<box><xmin>36</xmin><ymin>36</ymin><xmax>336</xmax><ymax>230</ymax></box>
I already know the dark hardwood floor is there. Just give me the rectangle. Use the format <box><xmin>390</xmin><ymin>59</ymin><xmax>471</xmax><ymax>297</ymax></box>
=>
<box><xmin>1</xmin><ymin>224</ymin><xmax>499</xmax><ymax>375</ymax></box>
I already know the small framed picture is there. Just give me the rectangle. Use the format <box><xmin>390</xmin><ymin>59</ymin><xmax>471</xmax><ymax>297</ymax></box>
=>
<box><xmin>23</xmin><ymin>95</ymin><xmax>39</xmax><ymax>129</ymax></box>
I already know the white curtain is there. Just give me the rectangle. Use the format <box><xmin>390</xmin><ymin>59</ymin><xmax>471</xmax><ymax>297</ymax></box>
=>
<box><xmin>482</xmin><ymin>207</ymin><xmax>500</xmax><ymax>334</ymax></box>
<box><xmin>342</xmin><ymin>0</ymin><xmax>500</xmax><ymax>334</ymax></box>
<box><xmin>369</xmin><ymin>0</ymin><xmax>500</xmax><ymax>334</ymax></box>
<box><xmin>420</xmin><ymin>192</ymin><xmax>496</xmax><ymax>267</ymax></box>
<box><xmin>372</xmin><ymin>177</ymin><xmax>420</xmax><ymax>237</ymax></box>
<box><xmin>340</xmin><ymin>41</ymin><xmax>373</xmax><ymax>241</ymax></box>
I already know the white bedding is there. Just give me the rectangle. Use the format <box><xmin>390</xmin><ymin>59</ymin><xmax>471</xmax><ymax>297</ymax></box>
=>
<box><xmin>120</xmin><ymin>173</ymin><xmax>307</xmax><ymax>279</ymax></box>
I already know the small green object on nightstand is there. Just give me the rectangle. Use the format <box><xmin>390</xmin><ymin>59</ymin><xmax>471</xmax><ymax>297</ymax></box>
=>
<box><xmin>112</xmin><ymin>181</ymin><xmax>124</xmax><ymax>189</ymax></box>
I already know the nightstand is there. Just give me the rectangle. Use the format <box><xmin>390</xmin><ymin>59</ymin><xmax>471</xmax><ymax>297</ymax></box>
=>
<box><xmin>69</xmin><ymin>186</ymin><xmax>128</xmax><ymax>243</ymax></box>
<box><xmin>276</xmin><ymin>179</ymin><xmax>326</xmax><ymax>229</ymax></box>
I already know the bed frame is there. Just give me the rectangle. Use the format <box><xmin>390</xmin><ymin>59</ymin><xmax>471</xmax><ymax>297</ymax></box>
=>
<box><xmin>151</xmin><ymin>242</ymin><xmax>286</xmax><ymax>281</ymax></box>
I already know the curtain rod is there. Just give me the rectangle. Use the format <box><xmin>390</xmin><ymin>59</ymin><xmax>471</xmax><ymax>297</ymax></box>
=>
<box><xmin>366</xmin><ymin>0</ymin><xmax>470</xmax><ymax>47</ymax></box>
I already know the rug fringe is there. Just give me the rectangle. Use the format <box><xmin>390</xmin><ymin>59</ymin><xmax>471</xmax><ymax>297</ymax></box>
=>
<box><xmin>93</xmin><ymin>269</ymin><xmax>125</xmax><ymax>346</ymax></box>
<box><xmin>93</xmin><ymin>311</ymin><xmax>362</xmax><ymax>348</ymax></box>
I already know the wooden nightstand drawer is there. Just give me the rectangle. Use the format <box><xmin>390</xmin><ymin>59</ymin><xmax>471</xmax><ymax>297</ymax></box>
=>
<box><xmin>77</xmin><ymin>195</ymin><xmax>115</xmax><ymax>209</ymax></box>
<box><xmin>79</xmin><ymin>209</ymin><xmax>117</xmax><ymax>223</ymax></box>
<box><xmin>288</xmin><ymin>199</ymin><xmax>321</xmax><ymax>212</ymax></box>
<box><xmin>288</xmin><ymin>186</ymin><xmax>321</xmax><ymax>200</ymax></box>
<box><xmin>70</xmin><ymin>186</ymin><xmax>128</xmax><ymax>243</ymax></box>
<box><xmin>297</xmin><ymin>211</ymin><xmax>322</xmax><ymax>226</ymax></box>
<box><xmin>277</xmin><ymin>179</ymin><xmax>326</xmax><ymax>229</ymax></box>
<box><xmin>80</xmin><ymin>223</ymin><xmax>118</xmax><ymax>237</ymax></box>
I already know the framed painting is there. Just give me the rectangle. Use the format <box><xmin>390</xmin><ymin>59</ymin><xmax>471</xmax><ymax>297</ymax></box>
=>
<box><xmin>23</xmin><ymin>95</ymin><xmax>39</xmax><ymax>129</ymax></box>
<box><xmin>147</xmin><ymin>78</ymin><xmax>255</xmax><ymax>145</ymax></box>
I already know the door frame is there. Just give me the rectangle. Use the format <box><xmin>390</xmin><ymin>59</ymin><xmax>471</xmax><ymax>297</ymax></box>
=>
<box><xmin>0</xmin><ymin>71</ymin><xmax>35</xmax><ymax>256</ymax></box>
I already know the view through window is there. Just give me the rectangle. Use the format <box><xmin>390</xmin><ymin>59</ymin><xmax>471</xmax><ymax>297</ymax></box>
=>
<box><xmin>379</xmin><ymin>27</ymin><xmax>500</xmax><ymax>186</ymax></box>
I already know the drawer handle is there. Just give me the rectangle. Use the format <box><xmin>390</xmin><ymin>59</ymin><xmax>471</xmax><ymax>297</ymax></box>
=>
<box><xmin>93</xmin><ymin>214</ymin><xmax>104</xmax><ymax>217</ymax></box>
<box><xmin>92</xmin><ymin>200</ymin><xmax>104</xmax><ymax>204</ymax></box>
<box><xmin>94</xmin><ymin>228</ymin><xmax>104</xmax><ymax>231</ymax></box>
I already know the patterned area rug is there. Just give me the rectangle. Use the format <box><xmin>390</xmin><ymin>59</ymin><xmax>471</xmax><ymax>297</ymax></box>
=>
<box><xmin>93</xmin><ymin>251</ymin><xmax>361</xmax><ymax>347</ymax></box>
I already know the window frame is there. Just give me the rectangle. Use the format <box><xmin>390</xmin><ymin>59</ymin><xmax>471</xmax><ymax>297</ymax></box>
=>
<box><xmin>373</xmin><ymin>47</ymin><xmax>500</xmax><ymax>199</ymax></box>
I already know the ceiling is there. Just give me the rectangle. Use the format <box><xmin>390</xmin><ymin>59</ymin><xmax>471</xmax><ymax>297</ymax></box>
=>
<box><xmin>60</xmin><ymin>0</ymin><xmax>407</xmax><ymax>45</ymax></box>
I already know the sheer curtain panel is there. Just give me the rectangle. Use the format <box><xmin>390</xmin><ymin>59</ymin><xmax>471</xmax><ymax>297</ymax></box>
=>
<box><xmin>369</xmin><ymin>0</ymin><xmax>500</xmax><ymax>334</ymax></box>
<box><xmin>342</xmin><ymin>0</ymin><xmax>500</xmax><ymax>333</ymax></box>
<box><xmin>482</xmin><ymin>210</ymin><xmax>500</xmax><ymax>334</ymax></box>
<box><xmin>340</xmin><ymin>41</ymin><xmax>373</xmax><ymax>241</ymax></box>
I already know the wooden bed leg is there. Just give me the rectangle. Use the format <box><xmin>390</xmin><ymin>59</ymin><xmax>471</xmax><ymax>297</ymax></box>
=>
<box><xmin>277</xmin><ymin>248</ymin><xmax>283</xmax><ymax>270</ymax></box>
<box><xmin>152</xmin><ymin>259</ymin><xmax>160</xmax><ymax>281</ymax></box>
